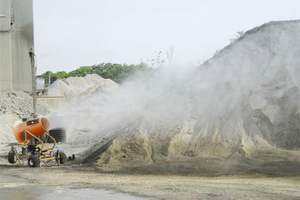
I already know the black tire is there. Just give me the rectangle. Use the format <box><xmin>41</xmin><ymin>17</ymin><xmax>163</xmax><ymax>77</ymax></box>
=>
<box><xmin>59</xmin><ymin>152</ymin><xmax>67</xmax><ymax>164</ymax></box>
<box><xmin>48</xmin><ymin>128</ymin><xmax>66</xmax><ymax>143</ymax></box>
<box><xmin>28</xmin><ymin>155</ymin><xmax>40</xmax><ymax>167</ymax></box>
<box><xmin>8</xmin><ymin>150</ymin><xmax>17</xmax><ymax>164</ymax></box>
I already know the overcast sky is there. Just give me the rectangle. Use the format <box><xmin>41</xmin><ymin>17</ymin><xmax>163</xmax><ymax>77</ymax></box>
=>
<box><xmin>33</xmin><ymin>0</ymin><xmax>300</xmax><ymax>74</ymax></box>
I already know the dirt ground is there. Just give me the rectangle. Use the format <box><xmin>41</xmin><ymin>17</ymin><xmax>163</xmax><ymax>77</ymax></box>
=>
<box><xmin>0</xmin><ymin>158</ymin><xmax>299</xmax><ymax>200</ymax></box>
<box><xmin>1</xmin><ymin>143</ymin><xmax>300</xmax><ymax>200</ymax></box>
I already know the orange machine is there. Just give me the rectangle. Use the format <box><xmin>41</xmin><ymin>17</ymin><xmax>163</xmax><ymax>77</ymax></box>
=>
<box><xmin>9</xmin><ymin>117</ymin><xmax>66</xmax><ymax>167</ymax></box>
<box><xmin>13</xmin><ymin>117</ymin><xmax>50</xmax><ymax>144</ymax></box>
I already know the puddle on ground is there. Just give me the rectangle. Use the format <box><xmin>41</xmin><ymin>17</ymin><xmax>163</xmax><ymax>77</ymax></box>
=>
<box><xmin>0</xmin><ymin>174</ymin><xmax>154</xmax><ymax>200</ymax></box>
<box><xmin>43</xmin><ymin>186</ymin><xmax>154</xmax><ymax>200</ymax></box>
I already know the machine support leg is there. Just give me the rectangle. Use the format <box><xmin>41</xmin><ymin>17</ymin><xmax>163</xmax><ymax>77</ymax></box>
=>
<box><xmin>24</xmin><ymin>130</ymin><xmax>28</xmax><ymax>166</ymax></box>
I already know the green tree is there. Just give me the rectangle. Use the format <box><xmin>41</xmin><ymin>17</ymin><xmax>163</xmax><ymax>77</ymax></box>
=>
<box><xmin>56</xmin><ymin>71</ymin><xmax>68</xmax><ymax>79</ymax></box>
<box><xmin>38</xmin><ymin>62</ymin><xmax>153</xmax><ymax>85</ymax></box>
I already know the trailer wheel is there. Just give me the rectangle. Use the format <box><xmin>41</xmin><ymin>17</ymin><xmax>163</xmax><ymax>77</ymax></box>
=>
<box><xmin>8</xmin><ymin>150</ymin><xmax>17</xmax><ymax>164</ymax></box>
<box><xmin>28</xmin><ymin>155</ymin><xmax>40</xmax><ymax>167</ymax></box>
<box><xmin>59</xmin><ymin>152</ymin><xmax>67</xmax><ymax>164</ymax></box>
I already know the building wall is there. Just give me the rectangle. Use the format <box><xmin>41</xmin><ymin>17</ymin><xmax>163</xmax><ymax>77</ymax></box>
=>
<box><xmin>0</xmin><ymin>0</ymin><xmax>34</xmax><ymax>93</ymax></box>
<box><xmin>11</xmin><ymin>0</ymin><xmax>34</xmax><ymax>92</ymax></box>
<box><xmin>0</xmin><ymin>0</ymin><xmax>12</xmax><ymax>91</ymax></box>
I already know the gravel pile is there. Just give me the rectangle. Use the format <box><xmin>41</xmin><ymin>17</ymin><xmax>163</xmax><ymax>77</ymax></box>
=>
<box><xmin>0</xmin><ymin>91</ymin><xmax>53</xmax><ymax>117</ymax></box>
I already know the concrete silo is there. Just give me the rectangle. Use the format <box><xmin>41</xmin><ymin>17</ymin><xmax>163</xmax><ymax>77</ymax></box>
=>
<box><xmin>0</xmin><ymin>0</ymin><xmax>34</xmax><ymax>93</ymax></box>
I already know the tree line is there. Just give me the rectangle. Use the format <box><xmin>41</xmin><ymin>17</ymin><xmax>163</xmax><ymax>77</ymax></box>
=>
<box><xmin>38</xmin><ymin>62</ymin><xmax>153</xmax><ymax>85</ymax></box>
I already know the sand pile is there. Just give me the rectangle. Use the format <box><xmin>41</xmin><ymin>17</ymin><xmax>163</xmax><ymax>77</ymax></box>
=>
<box><xmin>47</xmin><ymin>74</ymin><xmax>118</xmax><ymax>98</ymax></box>
<box><xmin>54</xmin><ymin>21</ymin><xmax>300</xmax><ymax>170</ymax></box>
<box><xmin>0</xmin><ymin>91</ymin><xmax>53</xmax><ymax>144</ymax></box>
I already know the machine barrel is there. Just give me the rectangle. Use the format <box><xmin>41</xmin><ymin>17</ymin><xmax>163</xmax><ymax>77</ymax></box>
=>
<box><xmin>13</xmin><ymin>117</ymin><xmax>50</xmax><ymax>145</ymax></box>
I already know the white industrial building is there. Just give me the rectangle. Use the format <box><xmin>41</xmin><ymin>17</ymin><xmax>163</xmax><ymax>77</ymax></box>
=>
<box><xmin>0</xmin><ymin>0</ymin><xmax>34</xmax><ymax>93</ymax></box>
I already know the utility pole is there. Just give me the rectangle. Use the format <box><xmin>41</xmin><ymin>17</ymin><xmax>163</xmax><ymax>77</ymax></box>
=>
<box><xmin>49</xmin><ymin>72</ymin><xmax>51</xmax><ymax>86</ymax></box>
<box><xmin>29</xmin><ymin>48</ymin><xmax>37</xmax><ymax>118</ymax></box>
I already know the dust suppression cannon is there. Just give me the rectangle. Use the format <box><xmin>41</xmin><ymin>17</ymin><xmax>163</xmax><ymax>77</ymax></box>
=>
<box><xmin>8</xmin><ymin>117</ymin><xmax>66</xmax><ymax>167</ymax></box>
